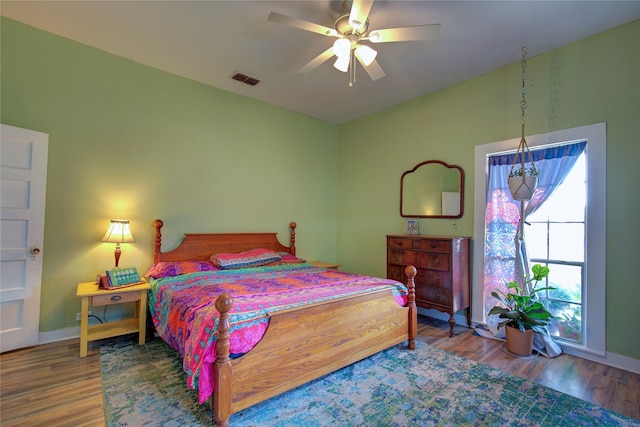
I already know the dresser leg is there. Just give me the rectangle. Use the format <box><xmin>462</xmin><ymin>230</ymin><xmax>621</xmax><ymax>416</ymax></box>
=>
<box><xmin>448</xmin><ymin>315</ymin><xmax>455</xmax><ymax>337</ymax></box>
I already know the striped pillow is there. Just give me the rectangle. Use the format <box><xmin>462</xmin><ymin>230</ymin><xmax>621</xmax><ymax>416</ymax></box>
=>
<box><xmin>210</xmin><ymin>248</ymin><xmax>282</xmax><ymax>269</ymax></box>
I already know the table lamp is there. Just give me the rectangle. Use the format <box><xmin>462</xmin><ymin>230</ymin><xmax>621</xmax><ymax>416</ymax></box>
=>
<box><xmin>101</xmin><ymin>219</ymin><xmax>135</xmax><ymax>268</ymax></box>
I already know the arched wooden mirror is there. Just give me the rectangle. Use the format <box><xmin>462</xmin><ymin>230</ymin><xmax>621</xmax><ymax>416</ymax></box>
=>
<box><xmin>400</xmin><ymin>160</ymin><xmax>464</xmax><ymax>218</ymax></box>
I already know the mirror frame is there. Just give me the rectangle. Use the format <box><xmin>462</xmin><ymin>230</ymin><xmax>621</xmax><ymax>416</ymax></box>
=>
<box><xmin>400</xmin><ymin>160</ymin><xmax>465</xmax><ymax>219</ymax></box>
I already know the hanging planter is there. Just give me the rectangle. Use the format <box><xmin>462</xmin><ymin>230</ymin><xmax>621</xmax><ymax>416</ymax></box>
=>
<box><xmin>508</xmin><ymin>176</ymin><xmax>538</xmax><ymax>201</ymax></box>
<box><xmin>508</xmin><ymin>157</ymin><xmax>539</xmax><ymax>201</ymax></box>
<box><xmin>508</xmin><ymin>132</ymin><xmax>540</xmax><ymax>201</ymax></box>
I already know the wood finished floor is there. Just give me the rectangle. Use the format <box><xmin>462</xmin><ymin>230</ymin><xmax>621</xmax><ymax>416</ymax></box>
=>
<box><xmin>1</xmin><ymin>315</ymin><xmax>638</xmax><ymax>426</ymax></box>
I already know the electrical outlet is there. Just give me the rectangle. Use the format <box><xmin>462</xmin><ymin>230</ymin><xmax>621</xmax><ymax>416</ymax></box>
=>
<box><xmin>76</xmin><ymin>311</ymin><xmax>92</xmax><ymax>321</ymax></box>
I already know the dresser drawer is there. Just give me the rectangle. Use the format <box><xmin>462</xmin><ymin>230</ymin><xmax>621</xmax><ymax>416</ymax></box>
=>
<box><xmin>387</xmin><ymin>237</ymin><xmax>412</xmax><ymax>250</ymax></box>
<box><xmin>417</xmin><ymin>285</ymin><xmax>452</xmax><ymax>306</ymax></box>
<box><xmin>423</xmin><ymin>269</ymin><xmax>451</xmax><ymax>289</ymax></box>
<box><xmin>426</xmin><ymin>287</ymin><xmax>453</xmax><ymax>307</ymax></box>
<box><xmin>415</xmin><ymin>252</ymin><xmax>450</xmax><ymax>271</ymax></box>
<box><xmin>387</xmin><ymin>249</ymin><xmax>416</xmax><ymax>266</ymax></box>
<box><xmin>415</xmin><ymin>269</ymin><xmax>451</xmax><ymax>288</ymax></box>
<box><xmin>92</xmin><ymin>291</ymin><xmax>140</xmax><ymax>306</ymax></box>
<box><xmin>413</xmin><ymin>239</ymin><xmax>451</xmax><ymax>253</ymax></box>
<box><xmin>387</xmin><ymin>265</ymin><xmax>406</xmax><ymax>282</ymax></box>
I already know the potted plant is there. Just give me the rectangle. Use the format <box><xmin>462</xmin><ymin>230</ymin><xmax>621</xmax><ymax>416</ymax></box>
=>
<box><xmin>488</xmin><ymin>264</ymin><xmax>554</xmax><ymax>355</ymax></box>
<box><xmin>508</xmin><ymin>164</ymin><xmax>540</xmax><ymax>201</ymax></box>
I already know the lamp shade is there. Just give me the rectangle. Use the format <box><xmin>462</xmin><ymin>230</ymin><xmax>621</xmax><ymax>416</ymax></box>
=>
<box><xmin>332</xmin><ymin>38</ymin><xmax>351</xmax><ymax>58</ymax></box>
<box><xmin>102</xmin><ymin>219</ymin><xmax>134</xmax><ymax>268</ymax></box>
<box><xmin>355</xmin><ymin>45</ymin><xmax>377</xmax><ymax>66</ymax></box>
<box><xmin>333</xmin><ymin>55</ymin><xmax>350</xmax><ymax>72</ymax></box>
<box><xmin>101</xmin><ymin>220</ymin><xmax>135</xmax><ymax>243</ymax></box>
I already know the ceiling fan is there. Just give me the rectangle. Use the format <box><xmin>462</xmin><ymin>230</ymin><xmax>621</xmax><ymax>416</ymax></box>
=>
<box><xmin>268</xmin><ymin>0</ymin><xmax>440</xmax><ymax>86</ymax></box>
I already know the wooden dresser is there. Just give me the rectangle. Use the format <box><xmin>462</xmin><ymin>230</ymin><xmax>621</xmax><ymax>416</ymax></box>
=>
<box><xmin>387</xmin><ymin>235</ymin><xmax>471</xmax><ymax>337</ymax></box>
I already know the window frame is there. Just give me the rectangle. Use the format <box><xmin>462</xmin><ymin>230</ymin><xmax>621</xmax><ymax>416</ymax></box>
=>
<box><xmin>473</xmin><ymin>123</ymin><xmax>606</xmax><ymax>357</ymax></box>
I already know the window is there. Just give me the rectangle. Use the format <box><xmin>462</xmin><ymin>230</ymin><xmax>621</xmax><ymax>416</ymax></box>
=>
<box><xmin>473</xmin><ymin>123</ymin><xmax>606</xmax><ymax>357</ymax></box>
<box><xmin>527</xmin><ymin>153</ymin><xmax>585</xmax><ymax>343</ymax></box>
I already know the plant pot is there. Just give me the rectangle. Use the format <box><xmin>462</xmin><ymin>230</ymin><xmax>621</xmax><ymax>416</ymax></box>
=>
<box><xmin>505</xmin><ymin>325</ymin><xmax>534</xmax><ymax>355</ymax></box>
<box><xmin>508</xmin><ymin>176</ymin><xmax>538</xmax><ymax>201</ymax></box>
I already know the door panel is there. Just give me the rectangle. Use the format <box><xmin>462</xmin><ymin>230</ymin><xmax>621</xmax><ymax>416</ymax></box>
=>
<box><xmin>1</xmin><ymin>124</ymin><xmax>48</xmax><ymax>352</ymax></box>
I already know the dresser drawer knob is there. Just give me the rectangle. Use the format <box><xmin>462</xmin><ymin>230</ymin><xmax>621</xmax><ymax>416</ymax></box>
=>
<box><xmin>431</xmin><ymin>243</ymin><xmax>437</xmax><ymax>248</ymax></box>
<box><xmin>110</xmin><ymin>295</ymin><xmax>122</xmax><ymax>301</ymax></box>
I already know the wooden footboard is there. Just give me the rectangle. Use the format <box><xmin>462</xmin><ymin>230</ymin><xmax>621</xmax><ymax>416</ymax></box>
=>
<box><xmin>212</xmin><ymin>265</ymin><xmax>417</xmax><ymax>426</ymax></box>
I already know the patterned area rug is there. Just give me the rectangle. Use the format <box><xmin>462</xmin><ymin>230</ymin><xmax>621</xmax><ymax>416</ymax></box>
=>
<box><xmin>100</xmin><ymin>335</ymin><xmax>639</xmax><ymax>426</ymax></box>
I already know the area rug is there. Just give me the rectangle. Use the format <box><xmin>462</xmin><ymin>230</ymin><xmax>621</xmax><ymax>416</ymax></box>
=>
<box><xmin>100</xmin><ymin>335</ymin><xmax>639</xmax><ymax>426</ymax></box>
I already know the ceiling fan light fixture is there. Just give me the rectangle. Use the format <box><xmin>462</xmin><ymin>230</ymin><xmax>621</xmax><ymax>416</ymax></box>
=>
<box><xmin>333</xmin><ymin>55</ymin><xmax>350</xmax><ymax>72</ymax></box>
<box><xmin>333</xmin><ymin>38</ymin><xmax>351</xmax><ymax>58</ymax></box>
<box><xmin>355</xmin><ymin>45</ymin><xmax>377</xmax><ymax>66</ymax></box>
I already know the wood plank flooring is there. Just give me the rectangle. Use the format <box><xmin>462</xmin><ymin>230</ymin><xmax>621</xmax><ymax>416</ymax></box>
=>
<box><xmin>1</xmin><ymin>315</ymin><xmax>638</xmax><ymax>426</ymax></box>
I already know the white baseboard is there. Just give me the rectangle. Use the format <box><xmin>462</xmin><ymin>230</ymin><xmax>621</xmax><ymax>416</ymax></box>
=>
<box><xmin>38</xmin><ymin>326</ymin><xmax>80</xmax><ymax>345</ymax></box>
<box><xmin>38</xmin><ymin>309</ymin><xmax>131</xmax><ymax>345</ymax></box>
<box><xmin>562</xmin><ymin>344</ymin><xmax>640</xmax><ymax>375</ymax></box>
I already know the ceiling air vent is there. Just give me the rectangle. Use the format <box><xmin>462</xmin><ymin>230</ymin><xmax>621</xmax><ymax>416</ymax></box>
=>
<box><xmin>230</xmin><ymin>72</ymin><xmax>260</xmax><ymax>86</ymax></box>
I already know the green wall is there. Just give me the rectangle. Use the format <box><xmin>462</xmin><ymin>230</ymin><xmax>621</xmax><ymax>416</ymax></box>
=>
<box><xmin>1</xmin><ymin>18</ymin><xmax>338</xmax><ymax>332</ymax></box>
<box><xmin>2</xmin><ymin>17</ymin><xmax>639</xmax><ymax>361</ymax></box>
<box><xmin>337</xmin><ymin>20</ymin><xmax>640</xmax><ymax>359</ymax></box>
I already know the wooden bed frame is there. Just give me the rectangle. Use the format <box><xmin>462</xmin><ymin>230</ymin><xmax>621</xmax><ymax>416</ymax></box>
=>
<box><xmin>152</xmin><ymin>219</ymin><xmax>417</xmax><ymax>426</ymax></box>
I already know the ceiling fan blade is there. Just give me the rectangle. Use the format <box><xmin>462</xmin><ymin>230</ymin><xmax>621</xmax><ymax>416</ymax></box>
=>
<box><xmin>268</xmin><ymin>11</ymin><xmax>338</xmax><ymax>37</ymax></box>
<box><xmin>357</xmin><ymin>56</ymin><xmax>386</xmax><ymax>81</ymax></box>
<box><xmin>349</xmin><ymin>0</ymin><xmax>374</xmax><ymax>31</ymax></box>
<box><xmin>368</xmin><ymin>24</ymin><xmax>441</xmax><ymax>43</ymax></box>
<box><xmin>298</xmin><ymin>47</ymin><xmax>336</xmax><ymax>74</ymax></box>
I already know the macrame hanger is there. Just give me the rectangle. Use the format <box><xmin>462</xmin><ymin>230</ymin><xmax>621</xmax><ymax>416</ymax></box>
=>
<box><xmin>509</xmin><ymin>45</ymin><xmax>536</xmax><ymax>177</ymax></box>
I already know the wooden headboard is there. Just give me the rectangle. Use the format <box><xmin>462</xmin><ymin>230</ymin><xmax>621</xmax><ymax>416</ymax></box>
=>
<box><xmin>153</xmin><ymin>219</ymin><xmax>297</xmax><ymax>263</ymax></box>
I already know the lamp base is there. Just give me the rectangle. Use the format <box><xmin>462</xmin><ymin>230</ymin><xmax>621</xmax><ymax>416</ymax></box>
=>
<box><xmin>114</xmin><ymin>244</ymin><xmax>122</xmax><ymax>268</ymax></box>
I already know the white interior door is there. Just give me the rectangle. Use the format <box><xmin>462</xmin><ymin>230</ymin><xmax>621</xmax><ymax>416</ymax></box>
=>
<box><xmin>1</xmin><ymin>124</ymin><xmax>48</xmax><ymax>352</ymax></box>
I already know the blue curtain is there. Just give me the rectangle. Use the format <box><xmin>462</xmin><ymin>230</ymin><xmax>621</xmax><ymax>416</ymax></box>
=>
<box><xmin>483</xmin><ymin>140</ymin><xmax>586</xmax><ymax>324</ymax></box>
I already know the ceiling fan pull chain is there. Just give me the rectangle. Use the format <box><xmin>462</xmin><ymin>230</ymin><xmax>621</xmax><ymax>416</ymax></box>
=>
<box><xmin>349</xmin><ymin>49</ymin><xmax>355</xmax><ymax>87</ymax></box>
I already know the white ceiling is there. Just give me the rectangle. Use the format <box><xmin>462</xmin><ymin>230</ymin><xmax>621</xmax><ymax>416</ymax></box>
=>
<box><xmin>2</xmin><ymin>1</ymin><xmax>639</xmax><ymax>124</ymax></box>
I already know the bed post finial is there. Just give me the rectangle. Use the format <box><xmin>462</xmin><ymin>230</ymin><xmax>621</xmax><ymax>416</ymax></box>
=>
<box><xmin>153</xmin><ymin>219</ymin><xmax>164</xmax><ymax>263</ymax></box>
<box><xmin>289</xmin><ymin>222</ymin><xmax>297</xmax><ymax>256</ymax></box>
<box><xmin>405</xmin><ymin>265</ymin><xmax>417</xmax><ymax>350</ymax></box>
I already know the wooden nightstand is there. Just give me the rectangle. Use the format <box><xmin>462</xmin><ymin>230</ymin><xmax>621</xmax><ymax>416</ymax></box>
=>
<box><xmin>75</xmin><ymin>280</ymin><xmax>151</xmax><ymax>357</ymax></box>
<box><xmin>309</xmin><ymin>261</ymin><xmax>341</xmax><ymax>270</ymax></box>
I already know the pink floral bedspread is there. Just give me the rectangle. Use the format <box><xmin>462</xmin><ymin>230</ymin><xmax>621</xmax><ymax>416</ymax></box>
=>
<box><xmin>148</xmin><ymin>263</ymin><xmax>408</xmax><ymax>403</ymax></box>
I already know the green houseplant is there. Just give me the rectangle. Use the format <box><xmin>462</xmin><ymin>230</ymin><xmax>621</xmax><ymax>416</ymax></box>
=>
<box><xmin>509</xmin><ymin>165</ymin><xmax>540</xmax><ymax>178</ymax></box>
<box><xmin>488</xmin><ymin>264</ymin><xmax>555</xmax><ymax>355</ymax></box>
